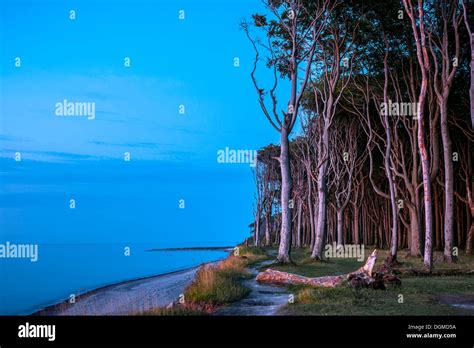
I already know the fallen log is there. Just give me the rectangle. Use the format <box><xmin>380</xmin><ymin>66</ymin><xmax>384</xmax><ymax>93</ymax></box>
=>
<box><xmin>255</xmin><ymin>269</ymin><xmax>346</xmax><ymax>288</ymax></box>
<box><xmin>256</xmin><ymin>249</ymin><xmax>382</xmax><ymax>289</ymax></box>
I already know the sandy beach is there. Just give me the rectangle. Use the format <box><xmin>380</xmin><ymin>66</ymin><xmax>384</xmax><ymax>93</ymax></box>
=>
<box><xmin>34</xmin><ymin>265</ymin><xmax>206</xmax><ymax>316</ymax></box>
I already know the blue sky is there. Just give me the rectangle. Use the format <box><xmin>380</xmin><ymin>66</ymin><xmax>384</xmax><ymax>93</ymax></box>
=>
<box><xmin>0</xmin><ymin>0</ymin><xmax>284</xmax><ymax>164</ymax></box>
<box><xmin>0</xmin><ymin>0</ymin><xmax>296</xmax><ymax>245</ymax></box>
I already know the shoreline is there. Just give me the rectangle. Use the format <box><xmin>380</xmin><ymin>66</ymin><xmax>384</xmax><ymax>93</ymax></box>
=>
<box><xmin>32</xmin><ymin>259</ymin><xmax>225</xmax><ymax>316</ymax></box>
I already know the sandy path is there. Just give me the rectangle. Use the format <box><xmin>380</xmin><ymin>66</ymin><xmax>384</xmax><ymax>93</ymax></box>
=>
<box><xmin>213</xmin><ymin>258</ymin><xmax>289</xmax><ymax>316</ymax></box>
<box><xmin>35</xmin><ymin>266</ymin><xmax>203</xmax><ymax>316</ymax></box>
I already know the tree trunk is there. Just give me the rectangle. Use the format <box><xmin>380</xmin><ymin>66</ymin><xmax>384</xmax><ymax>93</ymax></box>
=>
<box><xmin>403</xmin><ymin>0</ymin><xmax>434</xmax><ymax>272</ymax></box>
<box><xmin>467</xmin><ymin>223</ymin><xmax>473</xmax><ymax>255</ymax></box>
<box><xmin>385</xmin><ymin>135</ymin><xmax>398</xmax><ymax>260</ymax></box>
<box><xmin>440</xmin><ymin>101</ymin><xmax>455</xmax><ymax>262</ymax></box>
<box><xmin>277</xmin><ymin>127</ymin><xmax>293</xmax><ymax>263</ymax></box>
<box><xmin>257</xmin><ymin>250</ymin><xmax>382</xmax><ymax>288</ymax></box>
<box><xmin>381</xmin><ymin>42</ymin><xmax>398</xmax><ymax>261</ymax></box>
<box><xmin>466</xmin><ymin>200</ymin><xmax>473</xmax><ymax>255</ymax></box>
<box><xmin>435</xmin><ymin>186</ymin><xmax>442</xmax><ymax>250</ymax></box>
<box><xmin>471</xmin><ymin>33</ymin><xmax>474</xmax><ymax>129</ymax></box>
<box><xmin>307</xmin><ymin>178</ymin><xmax>315</xmax><ymax>251</ymax></box>
<box><xmin>420</xmin><ymin>118</ymin><xmax>434</xmax><ymax>271</ymax></box>
<box><xmin>296</xmin><ymin>200</ymin><xmax>302</xmax><ymax>248</ymax></box>
<box><xmin>353</xmin><ymin>203</ymin><xmax>360</xmax><ymax>245</ymax></box>
<box><xmin>312</xmin><ymin>121</ymin><xmax>330</xmax><ymax>259</ymax></box>
<box><xmin>265</xmin><ymin>215</ymin><xmax>271</xmax><ymax>246</ymax></box>
<box><xmin>409</xmin><ymin>206</ymin><xmax>421</xmax><ymax>256</ymax></box>
<box><xmin>336</xmin><ymin>208</ymin><xmax>344</xmax><ymax>247</ymax></box>
<box><xmin>254</xmin><ymin>215</ymin><xmax>260</xmax><ymax>247</ymax></box>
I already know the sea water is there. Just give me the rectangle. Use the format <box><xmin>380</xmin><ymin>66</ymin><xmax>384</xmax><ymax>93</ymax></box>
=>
<box><xmin>0</xmin><ymin>158</ymin><xmax>251</xmax><ymax>314</ymax></box>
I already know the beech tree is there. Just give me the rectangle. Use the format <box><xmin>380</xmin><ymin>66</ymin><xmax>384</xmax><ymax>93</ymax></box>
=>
<box><xmin>461</xmin><ymin>0</ymin><xmax>474</xmax><ymax>129</ymax></box>
<box><xmin>248</xmin><ymin>0</ymin><xmax>473</xmax><ymax>271</ymax></box>
<box><xmin>243</xmin><ymin>0</ymin><xmax>330</xmax><ymax>263</ymax></box>
<box><xmin>428</xmin><ymin>0</ymin><xmax>462</xmax><ymax>262</ymax></box>
<box><xmin>310</xmin><ymin>6</ymin><xmax>359</xmax><ymax>260</ymax></box>
<box><xmin>327</xmin><ymin>117</ymin><xmax>359</xmax><ymax>247</ymax></box>
<box><xmin>403</xmin><ymin>0</ymin><xmax>436</xmax><ymax>271</ymax></box>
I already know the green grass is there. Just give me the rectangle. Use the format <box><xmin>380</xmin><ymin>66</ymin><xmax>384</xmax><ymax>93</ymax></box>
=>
<box><xmin>281</xmin><ymin>276</ymin><xmax>473</xmax><ymax>315</ymax></box>
<box><xmin>141</xmin><ymin>246</ymin><xmax>474</xmax><ymax>315</ymax></box>
<box><xmin>238</xmin><ymin>245</ymin><xmax>271</xmax><ymax>266</ymax></box>
<box><xmin>264</xmin><ymin>247</ymin><xmax>364</xmax><ymax>277</ymax></box>
<box><xmin>268</xmin><ymin>247</ymin><xmax>474</xmax><ymax>315</ymax></box>
<box><xmin>382</xmin><ymin>249</ymin><xmax>474</xmax><ymax>270</ymax></box>
<box><xmin>267</xmin><ymin>247</ymin><xmax>474</xmax><ymax>277</ymax></box>
<box><xmin>183</xmin><ymin>246</ymin><xmax>270</xmax><ymax>306</ymax></box>
<box><xmin>184</xmin><ymin>263</ymin><xmax>250</xmax><ymax>305</ymax></box>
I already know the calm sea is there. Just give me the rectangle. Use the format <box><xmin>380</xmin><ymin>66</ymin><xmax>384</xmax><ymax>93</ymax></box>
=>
<box><xmin>0</xmin><ymin>158</ymin><xmax>252</xmax><ymax>315</ymax></box>
<box><xmin>0</xmin><ymin>244</ymin><xmax>228</xmax><ymax>315</ymax></box>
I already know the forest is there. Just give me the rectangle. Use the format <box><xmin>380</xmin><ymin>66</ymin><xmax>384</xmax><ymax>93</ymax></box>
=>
<box><xmin>3</xmin><ymin>1</ymin><xmax>474</xmax><ymax>343</ymax></box>
<box><xmin>246</xmin><ymin>0</ymin><xmax>473</xmax><ymax>272</ymax></box>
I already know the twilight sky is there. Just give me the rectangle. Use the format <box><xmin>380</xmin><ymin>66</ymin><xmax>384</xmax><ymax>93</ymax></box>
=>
<box><xmin>0</xmin><ymin>0</ymin><xmax>285</xmax><ymax>163</ymax></box>
<box><xmin>0</xmin><ymin>0</ymin><xmax>293</xmax><ymax>245</ymax></box>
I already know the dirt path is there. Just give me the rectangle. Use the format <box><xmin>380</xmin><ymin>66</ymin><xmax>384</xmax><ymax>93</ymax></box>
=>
<box><xmin>213</xmin><ymin>258</ymin><xmax>289</xmax><ymax>316</ymax></box>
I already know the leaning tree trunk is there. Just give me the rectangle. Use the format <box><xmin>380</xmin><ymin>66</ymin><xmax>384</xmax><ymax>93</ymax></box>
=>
<box><xmin>277</xmin><ymin>127</ymin><xmax>293</xmax><ymax>263</ymax></box>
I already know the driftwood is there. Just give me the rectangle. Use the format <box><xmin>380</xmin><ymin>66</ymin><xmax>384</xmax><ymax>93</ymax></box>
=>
<box><xmin>256</xmin><ymin>249</ymin><xmax>393</xmax><ymax>289</ymax></box>
<box><xmin>256</xmin><ymin>270</ymin><xmax>346</xmax><ymax>288</ymax></box>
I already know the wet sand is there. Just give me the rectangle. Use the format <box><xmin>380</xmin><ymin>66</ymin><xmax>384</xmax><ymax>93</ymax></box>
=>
<box><xmin>34</xmin><ymin>265</ymin><xmax>209</xmax><ymax>316</ymax></box>
<box><xmin>32</xmin><ymin>251</ymin><xmax>289</xmax><ymax>316</ymax></box>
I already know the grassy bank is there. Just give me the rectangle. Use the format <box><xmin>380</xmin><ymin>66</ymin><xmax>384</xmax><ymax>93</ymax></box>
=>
<box><xmin>142</xmin><ymin>246</ymin><xmax>270</xmax><ymax>315</ymax></box>
<box><xmin>185</xmin><ymin>246</ymin><xmax>268</xmax><ymax>306</ymax></box>
<box><xmin>269</xmin><ymin>247</ymin><xmax>474</xmax><ymax>315</ymax></box>
<box><xmin>140</xmin><ymin>246</ymin><xmax>473</xmax><ymax>316</ymax></box>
